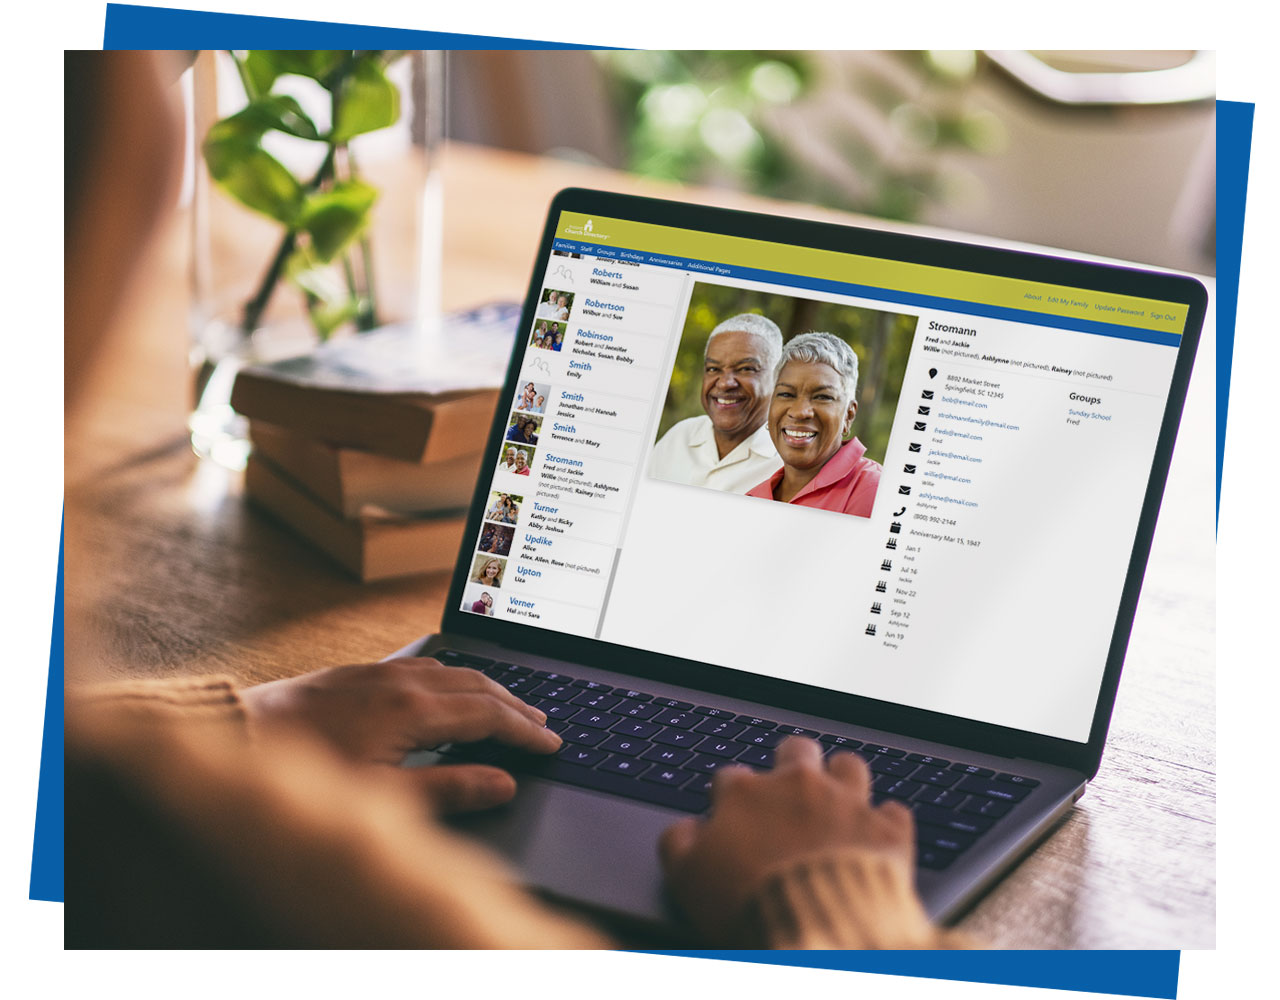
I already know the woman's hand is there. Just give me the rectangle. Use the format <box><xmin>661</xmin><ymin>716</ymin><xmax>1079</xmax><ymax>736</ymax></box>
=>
<box><xmin>241</xmin><ymin>657</ymin><xmax>560</xmax><ymax>813</ymax></box>
<box><xmin>659</xmin><ymin>737</ymin><xmax>915</xmax><ymax>943</ymax></box>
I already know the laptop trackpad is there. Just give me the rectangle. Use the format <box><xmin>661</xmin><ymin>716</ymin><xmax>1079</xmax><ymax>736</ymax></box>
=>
<box><xmin>447</xmin><ymin>775</ymin><xmax>678</xmax><ymax>925</ymax></box>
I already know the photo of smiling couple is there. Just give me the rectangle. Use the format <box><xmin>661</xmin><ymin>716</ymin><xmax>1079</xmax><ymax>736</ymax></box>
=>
<box><xmin>650</xmin><ymin>283</ymin><xmax>917</xmax><ymax>518</ymax></box>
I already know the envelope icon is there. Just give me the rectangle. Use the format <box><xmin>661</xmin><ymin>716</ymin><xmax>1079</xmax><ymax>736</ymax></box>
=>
<box><xmin>914</xmin><ymin>421</ymin><xmax>927</xmax><ymax>431</ymax></box>
<box><xmin>898</xmin><ymin>485</ymin><xmax>912</xmax><ymax>495</ymax></box>
<box><xmin>921</xmin><ymin>390</ymin><xmax>934</xmax><ymax>400</ymax></box>
<box><xmin>904</xmin><ymin>464</ymin><xmax>917</xmax><ymax>474</ymax></box>
<box><xmin>918</xmin><ymin>405</ymin><xmax>931</xmax><ymax>416</ymax></box>
<box><xmin>909</xmin><ymin>443</ymin><xmax>921</xmax><ymax>452</ymax></box>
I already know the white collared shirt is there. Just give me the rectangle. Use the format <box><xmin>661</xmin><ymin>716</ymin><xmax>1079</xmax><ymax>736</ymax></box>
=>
<box><xmin>648</xmin><ymin>415</ymin><xmax>781</xmax><ymax>494</ymax></box>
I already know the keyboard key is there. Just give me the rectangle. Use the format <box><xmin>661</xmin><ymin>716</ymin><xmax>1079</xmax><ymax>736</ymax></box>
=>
<box><xmin>913</xmin><ymin>767</ymin><xmax>962</xmax><ymax>787</ymax></box>
<box><xmin>775</xmin><ymin>725</ymin><xmax>820</xmax><ymax>738</ymax></box>
<box><xmin>738</xmin><ymin>727</ymin><xmax>784</xmax><ymax>748</ymax></box>
<box><xmin>995</xmin><ymin>773</ymin><xmax>1040</xmax><ymax>787</ymax></box>
<box><xmin>693</xmin><ymin>719</ymin><xmax>745</xmax><ymax>739</ymax></box>
<box><xmin>737</xmin><ymin>747</ymin><xmax>775</xmax><ymax>769</ymax></box>
<box><xmin>917</xmin><ymin>824</ymin><xmax>977</xmax><ymax>854</ymax></box>
<box><xmin>697</xmin><ymin>739</ymin><xmax>747</xmax><ymax>759</ymax></box>
<box><xmin>545</xmin><ymin>719</ymin><xmax>570</xmax><ymax>734</ymax></box>
<box><xmin>612</xmin><ymin>688</ymin><xmax>653</xmax><ymax>701</ymax></box>
<box><xmin>950</xmin><ymin>763</ymin><xmax>995</xmax><ymax>777</ymax></box>
<box><xmin>534</xmin><ymin>670</ymin><xmax>573</xmax><ymax>681</ymax></box>
<box><xmin>557</xmin><ymin>745</ymin><xmax>608</xmax><ymax>767</ymax></box>
<box><xmin>736</xmin><ymin>715</ymin><xmax>778</xmax><ymax>729</ymax></box>
<box><xmin>653</xmin><ymin>730</ymin><xmax>704</xmax><ymax>749</ymax></box>
<box><xmin>686</xmin><ymin>754</ymin><xmax>736</xmax><ymax>773</ymax></box>
<box><xmin>563</xmin><ymin>727</ymin><xmax>606</xmax><ymax>747</ymax></box>
<box><xmin>863</xmin><ymin>744</ymin><xmax>906</xmax><ymax>758</ymax></box>
<box><xmin>642</xmin><ymin>746</ymin><xmax>695</xmax><ymax>767</ymax></box>
<box><xmin>518</xmin><ymin>757</ymin><xmax>708</xmax><ymax>812</ymax></box>
<box><xmin>641</xmin><ymin>766</ymin><xmax>694</xmax><ymax>788</ymax></box>
<box><xmin>870</xmin><ymin>757</ymin><xmax>919</xmax><ymax>778</ymax></box>
<box><xmin>500</xmin><ymin>676</ymin><xmax>540</xmax><ymax>694</ymax></box>
<box><xmin>498</xmin><ymin>663</ymin><xmax>533</xmax><ymax>676</ymax></box>
<box><xmin>570</xmin><ymin>691</ymin><xmax>621</xmax><ymax>711</ymax></box>
<box><xmin>653</xmin><ymin>711</ymin><xmax>698</xmax><ymax>730</ymax></box>
<box><xmin>599</xmin><ymin>757</ymin><xmax>650</xmax><ymax>777</ymax></box>
<box><xmin>571</xmin><ymin>679</ymin><xmax>612</xmax><ymax>691</ymax></box>
<box><xmin>906</xmin><ymin>753</ymin><xmax>951</xmax><ymax>767</ymax></box>
<box><xmin>955</xmin><ymin>775</ymin><xmax>1032</xmax><ymax>802</ymax></box>
<box><xmin>914</xmin><ymin>787</ymin><xmax>966</xmax><ymax>809</ymax></box>
<box><xmin>599</xmin><ymin>735</ymin><xmax>652</xmax><ymax>756</ymax></box>
<box><xmin>433</xmin><ymin>650</ymin><xmax>493</xmax><ymax>667</ymax></box>
<box><xmin>611</xmin><ymin>719</ymin><xmax>662</xmax><ymax>739</ymax></box>
<box><xmin>614</xmin><ymin>700</ymin><xmax>662</xmax><ymax>720</ymax></box>
<box><xmin>873</xmin><ymin>775</ymin><xmax>923</xmax><ymax>799</ymax></box>
<box><xmin>537</xmin><ymin>701</ymin><xmax>580</xmax><ymax>721</ymax></box>
<box><xmin>692</xmin><ymin>706</ymin><xmax>737</xmax><ymax>719</ymax></box>
<box><xmin>654</xmin><ymin>697</ymin><xmax>694</xmax><ymax>710</ymax></box>
<box><xmin>915</xmin><ymin>805</ymin><xmax>995</xmax><ymax>836</ymax></box>
<box><xmin>959</xmin><ymin>796</ymin><xmax>1014</xmax><ymax>819</ymax></box>
<box><xmin>917</xmin><ymin>847</ymin><xmax>958</xmax><ymax>870</ymax></box>
<box><xmin>532</xmin><ymin>682</ymin><xmax>575</xmax><ymax>702</ymax></box>
<box><xmin>819</xmin><ymin>734</ymin><xmax>861</xmax><ymax>749</ymax></box>
<box><xmin>515</xmin><ymin>693</ymin><xmax>541</xmax><ymax>707</ymax></box>
<box><xmin>683</xmin><ymin>774</ymin><xmax>715</xmax><ymax>795</ymax></box>
<box><xmin>481</xmin><ymin>664</ymin><xmax>510</xmax><ymax>679</ymax></box>
<box><xmin>568</xmin><ymin>710</ymin><xmax>623</xmax><ymax>730</ymax></box>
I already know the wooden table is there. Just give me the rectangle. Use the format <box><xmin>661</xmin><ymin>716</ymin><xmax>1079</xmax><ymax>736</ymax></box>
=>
<box><xmin>65</xmin><ymin>141</ymin><xmax>1215</xmax><ymax>949</ymax></box>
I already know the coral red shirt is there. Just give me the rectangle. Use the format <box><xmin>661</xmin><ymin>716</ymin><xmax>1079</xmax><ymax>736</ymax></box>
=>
<box><xmin>746</xmin><ymin>437</ymin><xmax>881</xmax><ymax>517</ymax></box>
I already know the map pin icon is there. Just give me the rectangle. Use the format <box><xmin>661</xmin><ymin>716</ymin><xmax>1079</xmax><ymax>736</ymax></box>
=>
<box><xmin>928</xmin><ymin>368</ymin><xmax>938</xmax><ymax>379</ymax></box>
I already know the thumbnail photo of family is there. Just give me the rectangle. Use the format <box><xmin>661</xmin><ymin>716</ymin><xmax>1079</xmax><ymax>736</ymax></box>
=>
<box><xmin>486</xmin><ymin>491</ymin><xmax>522</xmax><ymax>524</ymax></box>
<box><xmin>536</xmin><ymin>287</ymin><xmax>574</xmax><ymax>320</ymax></box>
<box><xmin>505</xmin><ymin>412</ymin><xmax>542</xmax><ymax>447</ymax></box>
<box><xmin>464</xmin><ymin>585</ymin><xmax>497</xmax><ymax>616</ymax></box>
<box><xmin>515</xmin><ymin>381</ymin><xmax>550</xmax><ymax>414</ymax></box>
<box><xmin>478</xmin><ymin>522</ymin><xmax>516</xmax><ymax>557</ymax></box>
<box><xmin>650</xmin><ymin>282</ymin><xmax>917</xmax><ymax>519</ymax></box>
<box><xmin>470</xmin><ymin>554</ymin><xmax>507</xmax><ymax>590</ymax></box>
<box><xmin>530</xmin><ymin>321</ymin><xmax>565</xmax><ymax>352</ymax></box>
<box><xmin>498</xmin><ymin>443</ymin><xmax>535</xmax><ymax>476</ymax></box>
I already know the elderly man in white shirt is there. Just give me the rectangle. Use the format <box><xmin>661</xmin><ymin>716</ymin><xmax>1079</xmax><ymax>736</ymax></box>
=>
<box><xmin>649</xmin><ymin>313</ymin><xmax>784</xmax><ymax>493</ymax></box>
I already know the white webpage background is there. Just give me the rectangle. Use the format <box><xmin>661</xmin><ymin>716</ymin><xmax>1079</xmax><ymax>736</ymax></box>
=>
<box><xmin>599</xmin><ymin>279</ymin><xmax>1179</xmax><ymax>742</ymax></box>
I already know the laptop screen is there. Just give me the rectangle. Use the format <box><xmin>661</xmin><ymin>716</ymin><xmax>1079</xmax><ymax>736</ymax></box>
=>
<box><xmin>459</xmin><ymin>209</ymin><xmax>1192</xmax><ymax>744</ymax></box>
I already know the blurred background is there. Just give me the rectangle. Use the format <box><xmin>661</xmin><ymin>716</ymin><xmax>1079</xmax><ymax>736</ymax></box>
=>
<box><xmin>448</xmin><ymin>50</ymin><xmax>1216</xmax><ymax>275</ymax></box>
<box><xmin>656</xmin><ymin>285</ymin><xmax>917</xmax><ymax>465</ymax></box>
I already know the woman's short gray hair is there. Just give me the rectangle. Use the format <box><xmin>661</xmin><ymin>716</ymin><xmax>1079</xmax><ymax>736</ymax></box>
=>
<box><xmin>706</xmin><ymin>313</ymin><xmax>784</xmax><ymax>372</ymax></box>
<box><xmin>776</xmin><ymin>332</ymin><xmax>859</xmax><ymax>403</ymax></box>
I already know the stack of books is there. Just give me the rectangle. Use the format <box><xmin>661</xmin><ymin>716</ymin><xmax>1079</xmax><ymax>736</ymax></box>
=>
<box><xmin>233</xmin><ymin>304</ymin><xmax>520</xmax><ymax>581</ymax></box>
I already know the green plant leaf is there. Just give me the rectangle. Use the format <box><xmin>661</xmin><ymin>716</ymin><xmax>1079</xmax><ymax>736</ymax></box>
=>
<box><xmin>296</xmin><ymin>180</ymin><xmax>378</xmax><ymax>261</ymax></box>
<box><xmin>203</xmin><ymin>135</ymin><xmax>303</xmax><ymax>224</ymax></box>
<box><xmin>213</xmin><ymin>95</ymin><xmax>321</xmax><ymax>142</ymax></box>
<box><xmin>284</xmin><ymin>246</ymin><xmax>360</xmax><ymax>340</ymax></box>
<box><xmin>309</xmin><ymin>298</ymin><xmax>362</xmax><ymax>339</ymax></box>
<box><xmin>242</xmin><ymin>50</ymin><xmax>280</xmax><ymax>98</ymax></box>
<box><xmin>332</xmin><ymin>58</ymin><xmax>400</xmax><ymax>142</ymax></box>
<box><xmin>254</xmin><ymin>50</ymin><xmax>348</xmax><ymax>85</ymax></box>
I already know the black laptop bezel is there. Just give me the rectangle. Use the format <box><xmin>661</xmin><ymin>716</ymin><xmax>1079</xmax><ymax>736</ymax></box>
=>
<box><xmin>441</xmin><ymin>187</ymin><xmax>1207</xmax><ymax>780</ymax></box>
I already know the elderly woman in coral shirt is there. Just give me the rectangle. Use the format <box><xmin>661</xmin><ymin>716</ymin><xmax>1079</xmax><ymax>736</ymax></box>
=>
<box><xmin>747</xmin><ymin>332</ymin><xmax>882</xmax><ymax>517</ymax></box>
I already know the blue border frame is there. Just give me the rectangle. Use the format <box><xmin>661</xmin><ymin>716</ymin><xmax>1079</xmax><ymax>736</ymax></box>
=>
<box><xmin>102</xmin><ymin>3</ymin><xmax>603</xmax><ymax>48</ymax></box>
<box><xmin>46</xmin><ymin>14</ymin><xmax>1250</xmax><ymax>995</ymax></box>
<box><xmin>1215</xmin><ymin>101</ymin><xmax>1253</xmax><ymax>528</ymax></box>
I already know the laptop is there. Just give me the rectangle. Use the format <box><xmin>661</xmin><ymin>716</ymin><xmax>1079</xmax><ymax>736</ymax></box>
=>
<box><xmin>397</xmin><ymin>187</ymin><xmax>1207</xmax><ymax>931</ymax></box>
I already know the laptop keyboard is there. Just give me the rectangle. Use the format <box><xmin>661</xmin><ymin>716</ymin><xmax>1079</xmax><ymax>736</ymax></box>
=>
<box><xmin>429</xmin><ymin>649</ymin><xmax>1040</xmax><ymax>871</ymax></box>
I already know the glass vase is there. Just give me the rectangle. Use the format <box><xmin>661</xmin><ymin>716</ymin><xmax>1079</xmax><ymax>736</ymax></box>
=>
<box><xmin>187</xmin><ymin>49</ymin><xmax>445</xmax><ymax>467</ymax></box>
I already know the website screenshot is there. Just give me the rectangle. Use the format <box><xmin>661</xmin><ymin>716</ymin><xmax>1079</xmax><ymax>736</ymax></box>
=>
<box><xmin>460</xmin><ymin>212</ymin><xmax>1187</xmax><ymax>743</ymax></box>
